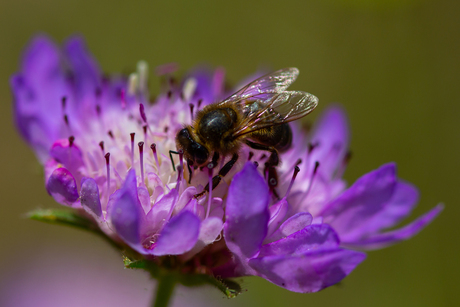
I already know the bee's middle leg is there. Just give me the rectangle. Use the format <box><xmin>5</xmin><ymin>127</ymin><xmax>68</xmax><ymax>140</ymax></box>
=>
<box><xmin>194</xmin><ymin>153</ymin><xmax>239</xmax><ymax>198</ymax></box>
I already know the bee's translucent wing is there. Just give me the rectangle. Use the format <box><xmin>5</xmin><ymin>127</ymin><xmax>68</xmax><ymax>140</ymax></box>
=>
<box><xmin>232</xmin><ymin>91</ymin><xmax>318</xmax><ymax>138</ymax></box>
<box><xmin>220</xmin><ymin>68</ymin><xmax>299</xmax><ymax>105</ymax></box>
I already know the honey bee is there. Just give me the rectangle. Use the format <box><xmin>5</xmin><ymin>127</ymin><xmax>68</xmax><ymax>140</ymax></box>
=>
<box><xmin>175</xmin><ymin>67</ymin><xmax>318</xmax><ymax>198</ymax></box>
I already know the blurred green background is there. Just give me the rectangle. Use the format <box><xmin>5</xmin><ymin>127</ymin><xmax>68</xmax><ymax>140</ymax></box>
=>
<box><xmin>0</xmin><ymin>0</ymin><xmax>458</xmax><ymax>306</ymax></box>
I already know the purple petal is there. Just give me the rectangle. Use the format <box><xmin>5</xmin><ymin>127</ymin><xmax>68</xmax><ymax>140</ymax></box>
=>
<box><xmin>64</xmin><ymin>36</ymin><xmax>101</xmax><ymax>98</ymax></box>
<box><xmin>259</xmin><ymin>224</ymin><xmax>339</xmax><ymax>257</ymax></box>
<box><xmin>321</xmin><ymin>163</ymin><xmax>397</xmax><ymax>240</ymax></box>
<box><xmin>12</xmin><ymin>36</ymin><xmax>69</xmax><ymax>162</ymax></box>
<box><xmin>224</xmin><ymin>162</ymin><xmax>270</xmax><ymax>258</ymax></box>
<box><xmin>352</xmin><ymin>181</ymin><xmax>419</xmax><ymax>238</ymax></box>
<box><xmin>249</xmin><ymin>249</ymin><xmax>366</xmax><ymax>293</ymax></box>
<box><xmin>110</xmin><ymin>170</ymin><xmax>143</xmax><ymax>250</ymax></box>
<box><xmin>344</xmin><ymin>204</ymin><xmax>443</xmax><ymax>250</ymax></box>
<box><xmin>46</xmin><ymin>168</ymin><xmax>79</xmax><ymax>206</ymax></box>
<box><xmin>152</xmin><ymin>211</ymin><xmax>201</xmax><ymax>256</ymax></box>
<box><xmin>265</xmin><ymin>212</ymin><xmax>313</xmax><ymax>243</ymax></box>
<box><xmin>50</xmin><ymin>139</ymin><xmax>84</xmax><ymax>171</ymax></box>
<box><xmin>80</xmin><ymin>177</ymin><xmax>102</xmax><ymax>219</ymax></box>
<box><xmin>309</xmin><ymin>105</ymin><xmax>349</xmax><ymax>180</ymax></box>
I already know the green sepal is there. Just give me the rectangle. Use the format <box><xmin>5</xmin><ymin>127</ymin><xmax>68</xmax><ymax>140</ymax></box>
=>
<box><xmin>27</xmin><ymin>208</ymin><xmax>122</xmax><ymax>250</ymax></box>
<box><xmin>123</xmin><ymin>255</ymin><xmax>242</xmax><ymax>299</ymax></box>
<box><xmin>27</xmin><ymin>208</ymin><xmax>96</xmax><ymax>231</ymax></box>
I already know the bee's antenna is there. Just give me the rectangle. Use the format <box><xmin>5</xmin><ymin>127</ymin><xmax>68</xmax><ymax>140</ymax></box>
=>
<box><xmin>169</xmin><ymin>150</ymin><xmax>183</xmax><ymax>172</ymax></box>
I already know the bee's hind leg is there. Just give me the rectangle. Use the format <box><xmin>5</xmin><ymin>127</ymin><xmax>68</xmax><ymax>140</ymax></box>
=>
<box><xmin>244</xmin><ymin>140</ymin><xmax>281</xmax><ymax>200</ymax></box>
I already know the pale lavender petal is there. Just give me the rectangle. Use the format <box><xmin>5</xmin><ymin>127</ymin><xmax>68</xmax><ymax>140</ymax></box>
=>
<box><xmin>46</xmin><ymin>168</ymin><xmax>79</xmax><ymax>206</ymax></box>
<box><xmin>344</xmin><ymin>204</ymin><xmax>444</xmax><ymax>250</ymax></box>
<box><xmin>266</xmin><ymin>198</ymin><xmax>289</xmax><ymax>238</ymax></box>
<box><xmin>137</xmin><ymin>186</ymin><xmax>151</xmax><ymax>214</ymax></box>
<box><xmin>249</xmin><ymin>249</ymin><xmax>366</xmax><ymax>293</ymax></box>
<box><xmin>198</xmin><ymin>217</ymin><xmax>224</xmax><ymax>245</ymax></box>
<box><xmin>259</xmin><ymin>224</ymin><xmax>339</xmax><ymax>257</ymax></box>
<box><xmin>80</xmin><ymin>177</ymin><xmax>102</xmax><ymax>219</ymax></box>
<box><xmin>265</xmin><ymin>212</ymin><xmax>313</xmax><ymax>243</ymax></box>
<box><xmin>184</xmin><ymin>217</ymin><xmax>224</xmax><ymax>259</ymax></box>
<box><xmin>321</xmin><ymin>163</ymin><xmax>397</xmax><ymax>239</ymax></box>
<box><xmin>309</xmin><ymin>105</ymin><xmax>349</xmax><ymax>180</ymax></box>
<box><xmin>224</xmin><ymin>162</ymin><xmax>270</xmax><ymax>258</ymax></box>
<box><xmin>152</xmin><ymin>211</ymin><xmax>201</xmax><ymax>256</ymax></box>
<box><xmin>173</xmin><ymin>186</ymin><xmax>197</xmax><ymax>214</ymax></box>
<box><xmin>145</xmin><ymin>189</ymin><xmax>178</xmax><ymax>233</ymax></box>
<box><xmin>110</xmin><ymin>170</ymin><xmax>143</xmax><ymax>249</ymax></box>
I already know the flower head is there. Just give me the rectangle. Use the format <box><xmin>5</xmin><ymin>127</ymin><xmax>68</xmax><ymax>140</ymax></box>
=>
<box><xmin>12</xmin><ymin>35</ymin><xmax>442</xmax><ymax>294</ymax></box>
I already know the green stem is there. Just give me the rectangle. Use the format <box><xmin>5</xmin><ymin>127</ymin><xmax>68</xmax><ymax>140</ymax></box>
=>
<box><xmin>152</xmin><ymin>274</ymin><xmax>176</xmax><ymax>307</ymax></box>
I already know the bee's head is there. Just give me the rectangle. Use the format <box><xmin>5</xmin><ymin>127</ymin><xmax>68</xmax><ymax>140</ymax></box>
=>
<box><xmin>175</xmin><ymin>127</ymin><xmax>209</xmax><ymax>166</ymax></box>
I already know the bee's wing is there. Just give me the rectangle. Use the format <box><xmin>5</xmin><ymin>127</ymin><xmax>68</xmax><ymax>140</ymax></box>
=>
<box><xmin>232</xmin><ymin>91</ymin><xmax>318</xmax><ymax>138</ymax></box>
<box><xmin>219</xmin><ymin>68</ymin><xmax>299</xmax><ymax>105</ymax></box>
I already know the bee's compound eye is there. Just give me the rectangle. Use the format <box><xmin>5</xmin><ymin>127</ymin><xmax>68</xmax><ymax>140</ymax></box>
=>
<box><xmin>177</xmin><ymin>128</ymin><xmax>190</xmax><ymax>139</ymax></box>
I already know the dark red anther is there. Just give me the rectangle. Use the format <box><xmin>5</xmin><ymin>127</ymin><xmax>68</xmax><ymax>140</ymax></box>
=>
<box><xmin>197</xmin><ymin>99</ymin><xmax>203</xmax><ymax>109</ymax></box>
<box><xmin>150</xmin><ymin>143</ymin><xmax>160</xmax><ymax>167</ymax></box>
<box><xmin>61</xmin><ymin>96</ymin><xmax>67</xmax><ymax>110</ymax></box>
<box><xmin>99</xmin><ymin>141</ymin><xmax>105</xmax><ymax>153</ymax></box>
<box><xmin>284</xmin><ymin>165</ymin><xmax>301</xmax><ymax>199</ymax></box>
<box><xmin>130</xmin><ymin>133</ymin><xmax>135</xmax><ymax>164</ymax></box>
<box><xmin>139</xmin><ymin>142</ymin><xmax>145</xmax><ymax>184</ymax></box>
<box><xmin>180</xmin><ymin>91</ymin><xmax>184</xmax><ymax>101</ymax></box>
<box><xmin>248</xmin><ymin>151</ymin><xmax>254</xmax><ymax>161</ymax></box>
<box><xmin>167</xmin><ymin>90</ymin><xmax>172</xmax><ymax>99</ymax></box>
<box><xmin>105</xmin><ymin>152</ymin><xmax>111</xmax><ymax>192</ymax></box>
<box><xmin>189</xmin><ymin>103</ymin><xmax>195</xmax><ymax>121</ymax></box>
<box><xmin>296</xmin><ymin>159</ymin><xmax>302</xmax><ymax>166</ymax></box>
<box><xmin>254</xmin><ymin>161</ymin><xmax>259</xmax><ymax>167</ymax></box>
<box><xmin>120</xmin><ymin>89</ymin><xmax>126</xmax><ymax>109</ymax></box>
<box><xmin>139</xmin><ymin>103</ymin><xmax>147</xmax><ymax>122</ymax></box>
<box><xmin>164</xmin><ymin>126</ymin><xmax>169</xmax><ymax>133</ymax></box>
<box><xmin>96</xmin><ymin>104</ymin><xmax>101</xmax><ymax>116</ymax></box>
<box><xmin>63</xmin><ymin>114</ymin><xmax>69</xmax><ymax>126</ymax></box>
<box><xmin>108</xmin><ymin>130</ymin><xmax>114</xmax><ymax>139</ymax></box>
<box><xmin>313</xmin><ymin>161</ymin><xmax>320</xmax><ymax>175</ymax></box>
<box><xmin>68</xmin><ymin>136</ymin><xmax>75</xmax><ymax>147</ymax></box>
<box><xmin>308</xmin><ymin>142</ymin><xmax>319</xmax><ymax>154</ymax></box>
<box><xmin>95</xmin><ymin>87</ymin><xmax>102</xmax><ymax>98</ymax></box>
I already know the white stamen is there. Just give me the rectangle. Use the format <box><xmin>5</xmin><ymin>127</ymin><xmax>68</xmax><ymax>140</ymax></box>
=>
<box><xmin>183</xmin><ymin>78</ymin><xmax>197</xmax><ymax>102</ymax></box>
<box><xmin>128</xmin><ymin>73</ymin><xmax>138</xmax><ymax>95</ymax></box>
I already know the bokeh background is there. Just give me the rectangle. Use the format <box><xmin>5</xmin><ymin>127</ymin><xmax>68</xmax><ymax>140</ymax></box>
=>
<box><xmin>0</xmin><ymin>0</ymin><xmax>458</xmax><ymax>306</ymax></box>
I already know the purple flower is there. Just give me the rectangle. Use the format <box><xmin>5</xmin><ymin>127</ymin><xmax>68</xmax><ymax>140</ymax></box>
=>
<box><xmin>12</xmin><ymin>35</ymin><xmax>442</xmax><ymax>295</ymax></box>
